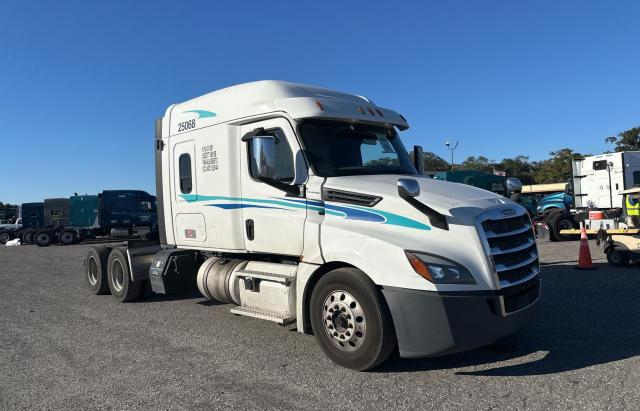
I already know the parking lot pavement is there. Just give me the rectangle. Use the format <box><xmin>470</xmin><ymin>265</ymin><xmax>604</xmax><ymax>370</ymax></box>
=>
<box><xmin>1</xmin><ymin>239</ymin><xmax>639</xmax><ymax>410</ymax></box>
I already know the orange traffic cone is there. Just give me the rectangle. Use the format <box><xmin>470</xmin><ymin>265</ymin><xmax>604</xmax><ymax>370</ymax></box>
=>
<box><xmin>575</xmin><ymin>222</ymin><xmax>595</xmax><ymax>270</ymax></box>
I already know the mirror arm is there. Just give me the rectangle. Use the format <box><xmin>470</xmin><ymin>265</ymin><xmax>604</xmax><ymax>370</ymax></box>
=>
<box><xmin>241</xmin><ymin>127</ymin><xmax>266</xmax><ymax>142</ymax></box>
<box><xmin>258</xmin><ymin>177</ymin><xmax>304</xmax><ymax>198</ymax></box>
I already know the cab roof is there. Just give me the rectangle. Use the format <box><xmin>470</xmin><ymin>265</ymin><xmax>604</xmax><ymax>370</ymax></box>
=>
<box><xmin>165</xmin><ymin>80</ymin><xmax>409</xmax><ymax>136</ymax></box>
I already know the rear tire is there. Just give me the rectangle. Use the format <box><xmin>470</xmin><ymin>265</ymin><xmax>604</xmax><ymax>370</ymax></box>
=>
<box><xmin>107</xmin><ymin>248</ymin><xmax>142</xmax><ymax>302</ymax></box>
<box><xmin>34</xmin><ymin>230</ymin><xmax>53</xmax><ymax>247</ymax></box>
<box><xmin>607</xmin><ymin>249</ymin><xmax>630</xmax><ymax>267</ymax></box>
<box><xmin>22</xmin><ymin>229</ymin><xmax>33</xmax><ymax>245</ymax></box>
<box><xmin>310</xmin><ymin>268</ymin><xmax>396</xmax><ymax>371</ymax></box>
<box><xmin>84</xmin><ymin>246</ymin><xmax>111</xmax><ymax>294</ymax></box>
<box><xmin>58</xmin><ymin>229</ymin><xmax>78</xmax><ymax>246</ymax></box>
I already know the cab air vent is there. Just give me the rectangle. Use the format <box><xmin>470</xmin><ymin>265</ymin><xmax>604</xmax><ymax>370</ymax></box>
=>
<box><xmin>323</xmin><ymin>189</ymin><xmax>382</xmax><ymax>207</ymax></box>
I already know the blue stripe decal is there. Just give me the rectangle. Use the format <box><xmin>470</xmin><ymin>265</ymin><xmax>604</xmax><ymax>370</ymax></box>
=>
<box><xmin>179</xmin><ymin>194</ymin><xmax>429</xmax><ymax>230</ymax></box>
<box><xmin>208</xmin><ymin>204</ymin><xmax>284</xmax><ymax>210</ymax></box>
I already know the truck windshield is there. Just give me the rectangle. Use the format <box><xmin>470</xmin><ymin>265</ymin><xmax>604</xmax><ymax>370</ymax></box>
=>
<box><xmin>298</xmin><ymin>120</ymin><xmax>417</xmax><ymax>177</ymax></box>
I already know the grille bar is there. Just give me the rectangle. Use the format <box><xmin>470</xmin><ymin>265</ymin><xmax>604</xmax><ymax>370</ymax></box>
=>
<box><xmin>479</xmin><ymin>212</ymin><xmax>539</xmax><ymax>288</ymax></box>
<box><xmin>483</xmin><ymin>224</ymin><xmax>532</xmax><ymax>238</ymax></box>
<box><xmin>490</xmin><ymin>237</ymin><xmax>536</xmax><ymax>255</ymax></box>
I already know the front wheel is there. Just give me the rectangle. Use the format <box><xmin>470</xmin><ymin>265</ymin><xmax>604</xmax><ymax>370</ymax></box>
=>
<box><xmin>0</xmin><ymin>230</ymin><xmax>11</xmax><ymax>244</ymax></box>
<box><xmin>607</xmin><ymin>249</ymin><xmax>629</xmax><ymax>267</ymax></box>
<box><xmin>310</xmin><ymin>268</ymin><xmax>396</xmax><ymax>371</ymax></box>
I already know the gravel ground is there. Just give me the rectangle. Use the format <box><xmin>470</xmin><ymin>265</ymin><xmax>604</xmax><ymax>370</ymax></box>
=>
<box><xmin>1</xmin><ymin>239</ymin><xmax>639</xmax><ymax>410</ymax></box>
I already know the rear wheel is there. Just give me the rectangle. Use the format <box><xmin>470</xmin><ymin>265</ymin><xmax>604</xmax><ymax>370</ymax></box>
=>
<box><xmin>58</xmin><ymin>229</ymin><xmax>78</xmax><ymax>246</ymax></box>
<box><xmin>607</xmin><ymin>249</ymin><xmax>630</xmax><ymax>267</ymax></box>
<box><xmin>107</xmin><ymin>248</ymin><xmax>141</xmax><ymax>302</ymax></box>
<box><xmin>310</xmin><ymin>268</ymin><xmax>396</xmax><ymax>371</ymax></box>
<box><xmin>34</xmin><ymin>230</ymin><xmax>53</xmax><ymax>247</ymax></box>
<box><xmin>84</xmin><ymin>246</ymin><xmax>110</xmax><ymax>294</ymax></box>
<box><xmin>22</xmin><ymin>230</ymin><xmax>33</xmax><ymax>245</ymax></box>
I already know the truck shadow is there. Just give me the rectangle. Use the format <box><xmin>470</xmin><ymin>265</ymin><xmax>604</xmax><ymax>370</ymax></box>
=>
<box><xmin>378</xmin><ymin>262</ymin><xmax>640</xmax><ymax>375</ymax></box>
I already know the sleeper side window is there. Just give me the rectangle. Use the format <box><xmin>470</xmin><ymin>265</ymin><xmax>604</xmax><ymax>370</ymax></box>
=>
<box><xmin>179</xmin><ymin>153</ymin><xmax>192</xmax><ymax>193</ymax></box>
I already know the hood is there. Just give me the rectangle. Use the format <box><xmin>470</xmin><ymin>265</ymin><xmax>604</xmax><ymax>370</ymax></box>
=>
<box><xmin>323</xmin><ymin>174</ymin><xmax>517</xmax><ymax>218</ymax></box>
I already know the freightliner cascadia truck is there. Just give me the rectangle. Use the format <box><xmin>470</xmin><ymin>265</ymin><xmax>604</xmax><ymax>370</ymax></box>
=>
<box><xmin>83</xmin><ymin>81</ymin><xmax>540</xmax><ymax>370</ymax></box>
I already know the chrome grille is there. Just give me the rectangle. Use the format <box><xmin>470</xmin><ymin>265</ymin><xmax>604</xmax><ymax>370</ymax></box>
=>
<box><xmin>480</xmin><ymin>212</ymin><xmax>539</xmax><ymax>288</ymax></box>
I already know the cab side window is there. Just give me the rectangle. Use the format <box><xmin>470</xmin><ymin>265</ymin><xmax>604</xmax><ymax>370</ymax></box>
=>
<box><xmin>179</xmin><ymin>153</ymin><xmax>192</xmax><ymax>193</ymax></box>
<box><xmin>249</xmin><ymin>128</ymin><xmax>294</xmax><ymax>183</ymax></box>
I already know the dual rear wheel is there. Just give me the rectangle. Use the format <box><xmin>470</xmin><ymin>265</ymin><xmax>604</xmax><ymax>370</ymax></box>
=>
<box><xmin>84</xmin><ymin>246</ymin><xmax>141</xmax><ymax>301</ymax></box>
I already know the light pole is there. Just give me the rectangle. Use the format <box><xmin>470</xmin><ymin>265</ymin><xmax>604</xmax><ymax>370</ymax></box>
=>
<box><xmin>445</xmin><ymin>140</ymin><xmax>459</xmax><ymax>170</ymax></box>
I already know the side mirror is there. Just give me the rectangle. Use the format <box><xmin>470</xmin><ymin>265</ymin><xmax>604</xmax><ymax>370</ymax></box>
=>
<box><xmin>398</xmin><ymin>178</ymin><xmax>420</xmax><ymax>198</ymax></box>
<box><xmin>249</xmin><ymin>135</ymin><xmax>278</xmax><ymax>180</ymax></box>
<box><xmin>506</xmin><ymin>177</ymin><xmax>522</xmax><ymax>194</ymax></box>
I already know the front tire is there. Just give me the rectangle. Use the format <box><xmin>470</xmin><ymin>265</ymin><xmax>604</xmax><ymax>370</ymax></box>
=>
<box><xmin>607</xmin><ymin>249</ymin><xmax>629</xmax><ymax>267</ymax></box>
<box><xmin>310</xmin><ymin>268</ymin><xmax>396</xmax><ymax>371</ymax></box>
<box><xmin>107</xmin><ymin>248</ymin><xmax>141</xmax><ymax>302</ymax></box>
<box><xmin>0</xmin><ymin>230</ymin><xmax>11</xmax><ymax>244</ymax></box>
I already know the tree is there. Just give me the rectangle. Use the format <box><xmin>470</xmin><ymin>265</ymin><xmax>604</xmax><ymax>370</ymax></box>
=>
<box><xmin>605</xmin><ymin>126</ymin><xmax>640</xmax><ymax>152</ymax></box>
<box><xmin>532</xmin><ymin>148</ymin><xmax>584</xmax><ymax>184</ymax></box>
<box><xmin>409</xmin><ymin>150</ymin><xmax>450</xmax><ymax>171</ymax></box>
<box><xmin>459</xmin><ymin>156</ymin><xmax>496</xmax><ymax>174</ymax></box>
<box><xmin>497</xmin><ymin>156</ymin><xmax>535</xmax><ymax>184</ymax></box>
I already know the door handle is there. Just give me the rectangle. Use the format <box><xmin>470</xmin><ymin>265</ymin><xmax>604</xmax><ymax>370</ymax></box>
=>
<box><xmin>245</xmin><ymin>219</ymin><xmax>254</xmax><ymax>241</ymax></box>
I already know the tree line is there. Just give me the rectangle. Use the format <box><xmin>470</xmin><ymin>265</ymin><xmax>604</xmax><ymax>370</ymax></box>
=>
<box><xmin>416</xmin><ymin>126</ymin><xmax>640</xmax><ymax>185</ymax></box>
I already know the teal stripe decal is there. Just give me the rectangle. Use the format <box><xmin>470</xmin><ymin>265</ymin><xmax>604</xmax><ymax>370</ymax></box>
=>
<box><xmin>179</xmin><ymin>194</ymin><xmax>429</xmax><ymax>230</ymax></box>
<box><xmin>183</xmin><ymin>109</ymin><xmax>216</xmax><ymax>118</ymax></box>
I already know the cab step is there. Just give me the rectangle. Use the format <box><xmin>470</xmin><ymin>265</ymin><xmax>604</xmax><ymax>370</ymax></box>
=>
<box><xmin>230</xmin><ymin>306</ymin><xmax>295</xmax><ymax>325</ymax></box>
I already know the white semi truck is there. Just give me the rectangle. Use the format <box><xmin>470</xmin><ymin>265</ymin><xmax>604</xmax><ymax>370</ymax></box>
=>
<box><xmin>84</xmin><ymin>81</ymin><xmax>540</xmax><ymax>370</ymax></box>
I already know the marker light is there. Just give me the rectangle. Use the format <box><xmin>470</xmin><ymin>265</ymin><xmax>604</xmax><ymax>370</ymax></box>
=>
<box><xmin>405</xmin><ymin>252</ymin><xmax>433</xmax><ymax>282</ymax></box>
<box><xmin>357</xmin><ymin>106</ymin><xmax>365</xmax><ymax>114</ymax></box>
<box><xmin>405</xmin><ymin>251</ymin><xmax>476</xmax><ymax>284</ymax></box>
<box><xmin>315</xmin><ymin>101</ymin><xmax>324</xmax><ymax>111</ymax></box>
<box><xmin>367</xmin><ymin>108</ymin><xmax>376</xmax><ymax>116</ymax></box>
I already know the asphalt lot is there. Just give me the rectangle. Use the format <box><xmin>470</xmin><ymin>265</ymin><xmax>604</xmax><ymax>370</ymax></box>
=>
<box><xmin>1</xmin><ymin>239</ymin><xmax>639</xmax><ymax>410</ymax></box>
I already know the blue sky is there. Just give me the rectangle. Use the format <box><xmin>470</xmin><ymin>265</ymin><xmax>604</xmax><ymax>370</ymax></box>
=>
<box><xmin>1</xmin><ymin>0</ymin><xmax>638</xmax><ymax>203</ymax></box>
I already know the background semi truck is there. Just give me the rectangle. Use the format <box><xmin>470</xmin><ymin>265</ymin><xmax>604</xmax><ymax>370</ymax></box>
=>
<box><xmin>541</xmin><ymin>151</ymin><xmax>640</xmax><ymax>240</ymax></box>
<box><xmin>83</xmin><ymin>81</ymin><xmax>540</xmax><ymax>370</ymax></box>
<box><xmin>1</xmin><ymin>191</ymin><xmax>158</xmax><ymax>245</ymax></box>
<box><xmin>31</xmin><ymin>190</ymin><xmax>157</xmax><ymax>246</ymax></box>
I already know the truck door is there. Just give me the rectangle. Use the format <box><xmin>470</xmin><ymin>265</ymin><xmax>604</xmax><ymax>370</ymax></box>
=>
<box><xmin>172</xmin><ymin>140</ymin><xmax>208</xmax><ymax>243</ymax></box>
<box><xmin>239</xmin><ymin>118</ymin><xmax>307</xmax><ymax>256</ymax></box>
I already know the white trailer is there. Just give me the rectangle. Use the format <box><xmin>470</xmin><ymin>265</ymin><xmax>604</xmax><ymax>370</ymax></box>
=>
<box><xmin>83</xmin><ymin>81</ymin><xmax>540</xmax><ymax>370</ymax></box>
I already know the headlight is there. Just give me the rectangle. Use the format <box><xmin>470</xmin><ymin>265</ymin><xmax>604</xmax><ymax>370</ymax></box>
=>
<box><xmin>405</xmin><ymin>251</ymin><xmax>476</xmax><ymax>284</ymax></box>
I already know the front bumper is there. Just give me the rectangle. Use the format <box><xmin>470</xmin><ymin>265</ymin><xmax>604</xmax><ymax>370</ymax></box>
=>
<box><xmin>381</xmin><ymin>276</ymin><xmax>540</xmax><ymax>358</ymax></box>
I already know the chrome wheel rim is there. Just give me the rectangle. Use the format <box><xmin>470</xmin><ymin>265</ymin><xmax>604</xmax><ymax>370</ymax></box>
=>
<box><xmin>87</xmin><ymin>256</ymin><xmax>98</xmax><ymax>286</ymax></box>
<box><xmin>110</xmin><ymin>259</ymin><xmax>125</xmax><ymax>292</ymax></box>
<box><xmin>322</xmin><ymin>290</ymin><xmax>366</xmax><ymax>351</ymax></box>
